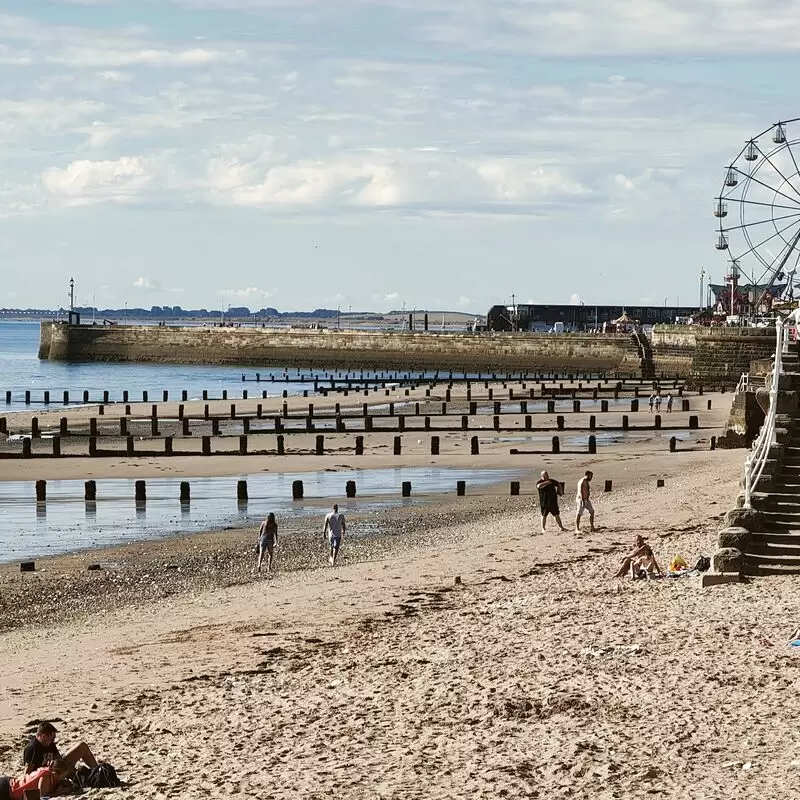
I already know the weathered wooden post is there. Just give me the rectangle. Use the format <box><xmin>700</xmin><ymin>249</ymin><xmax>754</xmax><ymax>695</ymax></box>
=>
<box><xmin>471</xmin><ymin>436</ymin><xmax>479</xmax><ymax>455</ymax></box>
<box><xmin>355</xmin><ymin>435</ymin><xmax>364</xmax><ymax>455</ymax></box>
<box><xmin>402</xmin><ymin>481</ymin><xmax>412</xmax><ymax>497</ymax></box>
<box><xmin>456</xmin><ymin>480</ymin><xmax>466</xmax><ymax>497</ymax></box>
<box><xmin>669</xmin><ymin>437</ymin><xmax>677</xmax><ymax>452</ymax></box>
<box><xmin>31</xmin><ymin>417</ymin><xmax>39</xmax><ymax>438</ymax></box>
<box><xmin>52</xmin><ymin>437</ymin><xmax>61</xmax><ymax>457</ymax></box>
<box><xmin>135</xmin><ymin>480</ymin><xmax>146</xmax><ymax>503</ymax></box>
<box><xmin>393</xmin><ymin>436</ymin><xmax>402</xmax><ymax>455</ymax></box>
<box><xmin>557</xmin><ymin>416</ymin><xmax>565</xmax><ymax>431</ymax></box>
<box><xmin>431</xmin><ymin>436</ymin><xmax>440</xmax><ymax>455</ymax></box>
<box><xmin>510</xmin><ymin>481</ymin><xmax>520</xmax><ymax>496</ymax></box>
<box><xmin>277</xmin><ymin>435</ymin><xmax>285</xmax><ymax>455</ymax></box>
<box><xmin>202</xmin><ymin>436</ymin><xmax>211</xmax><ymax>456</ymax></box>
<box><xmin>604</xmin><ymin>479</ymin><xmax>612</xmax><ymax>492</ymax></box>
<box><xmin>588</xmin><ymin>435</ymin><xmax>597</xmax><ymax>454</ymax></box>
<box><xmin>85</xmin><ymin>480</ymin><xmax>97</xmax><ymax>501</ymax></box>
<box><xmin>316</xmin><ymin>434</ymin><xmax>324</xmax><ymax>455</ymax></box>
<box><xmin>239</xmin><ymin>435</ymin><xmax>248</xmax><ymax>455</ymax></box>
<box><xmin>22</xmin><ymin>438</ymin><xmax>31</xmax><ymax>458</ymax></box>
<box><xmin>180</xmin><ymin>481</ymin><xmax>190</xmax><ymax>505</ymax></box>
<box><xmin>346</xmin><ymin>480</ymin><xmax>357</xmax><ymax>498</ymax></box>
<box><xmin>292</xmin><ymin>479</ymin><xmax>304</xmax><ymax>500</ymax></box>
<box><xmin>237</xmin><ymin>480</ymin><xmax>248</xmax><ymax>502</ymax></box>
<box><xmin>552</xmin><ymin>436</ymin><xmax>560</xmax><ymax>454</ymax></box>
<box><xmin>35</xmin><ymin>480</ymin><xmax>46</xmax><ymax>503</ymax></box>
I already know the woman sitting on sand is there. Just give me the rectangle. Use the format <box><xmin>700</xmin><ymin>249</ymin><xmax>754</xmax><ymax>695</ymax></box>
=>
<box><xmin>536</xmin><ymin>471</ymin><xmax>567</xmax><ymax>533</ymax></box>
<box><xmin>0</xmin><ymin>759</ymin><xmax>70</xmax><ymax>800</ymax></box>
<box><xmin>614</xmin><ymin>535</ymin><xmax>653</xmax><ymax>578</ymax></box>
<box><xmin>631</xmin><ymin>545</ymin><xmax>663</xmax><ymax>579</ymax></box>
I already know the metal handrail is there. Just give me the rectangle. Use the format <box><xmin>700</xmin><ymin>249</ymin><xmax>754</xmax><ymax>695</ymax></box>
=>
<box><xmin>736</xmin><ymin>373</ymin><xmax>750</xmax><ymax>393</ymax></box>
<box><xmin>743</xmin><ymin>319</ymin><xmax>786</xmax><ymax>508</ymax></box>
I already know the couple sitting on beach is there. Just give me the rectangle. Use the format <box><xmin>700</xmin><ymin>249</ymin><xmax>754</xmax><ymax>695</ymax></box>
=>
<box><xmin>614</xmin><ymin>535</ymin><xmax>663</xmax><ymax>579</ymax></box>
<box><xmin>0</xmin><ymin>721</ymin><xmax>114</xmax><ymax>799</ymax></box>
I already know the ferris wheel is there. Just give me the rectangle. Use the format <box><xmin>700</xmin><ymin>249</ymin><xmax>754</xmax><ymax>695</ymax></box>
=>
<box><xmin>715</xmin><ymin>118</ymin><xmax>800</xmax><ymax>314</ymax></box>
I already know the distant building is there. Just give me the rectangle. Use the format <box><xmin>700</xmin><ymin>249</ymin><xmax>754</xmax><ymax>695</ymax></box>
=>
<box><xmin>486</xmin><ymin>303</ymin><xmax>700</xmax><ymax>332</ymax></box>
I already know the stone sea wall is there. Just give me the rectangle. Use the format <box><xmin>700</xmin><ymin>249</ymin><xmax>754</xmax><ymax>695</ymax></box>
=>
<box><xmin>39</xmin><ymin>322</ymin><xmax>778</xmax><ymax>380</ymax></box>
<box><xmin>652</xmin><ymin>325</ymin><xmax>776</xmax><ymax>386</ymax></box>
<box><xmin>39</xmin><ymin>323</ymin><xmax>644</xmax><ymax>373</ymax></box>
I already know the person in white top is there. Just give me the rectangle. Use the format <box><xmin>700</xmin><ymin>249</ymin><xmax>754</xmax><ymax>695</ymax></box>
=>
<box><xmin>575</xmin><ymin>470</ymin><xmax>595</xmax><ymax>533</ymax></box>
<box><xmin>323</xmin><ymin>503</ymin><xmax>346</xmax><ymax>566</ymax></box>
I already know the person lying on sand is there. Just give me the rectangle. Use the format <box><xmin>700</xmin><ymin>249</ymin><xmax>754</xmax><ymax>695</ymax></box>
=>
<box><xmin>23</xmin><ymin>721</ymin><xmax>97</xmax><ymax>775</ymax></box>
<box><xmin>1</xmin><ymin>758</ymin><xmax>70</xmax><ymax>800</ymax></box>
<box><xmin>613</xmin><ymin>536</ymin><xmax>651</xmax><ymax>578</ymax></box>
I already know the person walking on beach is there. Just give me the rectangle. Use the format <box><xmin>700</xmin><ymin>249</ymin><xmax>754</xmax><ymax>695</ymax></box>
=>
<box><xmin>256</xmin><ymin>512</ymin><xmax>278</xmax><ymax>573</ymax></box>
<box><xmin>655</xmin><ymin>393</ymin><xmax>662</xmax><ymax>413</ymax></box>
<box><xmin>575</xmin><ymin>470</ymin><xmax>595</xmax><ymax>533</ymax></box>
<box><xmin>648</xmin><ymin>394</ymin><xmax>655</xmax><ymax>413</ymax></box>
<box><xmin>323</xmin><ymin>503</ymin><xmax>346</xmax><ymax>566</ymax></box>
<box><xmin>536</xmin><ymin>471</ymin><xmax>567</xmax><ymax>533</ymax></box>
<box><xmin>666</xmin><ymin>393</ymin><xmax>673</xmax><ymax>413</ymax></box>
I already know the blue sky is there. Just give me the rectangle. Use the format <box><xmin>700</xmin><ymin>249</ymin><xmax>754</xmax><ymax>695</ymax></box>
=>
<box><xmin>2</xmin><ymin>0</ymin><xmax>800</xmax><ymax>313</ymax></box>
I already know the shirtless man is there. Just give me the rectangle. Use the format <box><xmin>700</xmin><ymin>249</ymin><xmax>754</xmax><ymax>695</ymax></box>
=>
<box><xmin>322</xmin><ymin>503</ymin><xmax>346</xmax><ymax>566</ymax></box>
<box><xmin>575</xmin><ymin>470</ymin><xmax>595</xmax><ymax>533</ymax></box>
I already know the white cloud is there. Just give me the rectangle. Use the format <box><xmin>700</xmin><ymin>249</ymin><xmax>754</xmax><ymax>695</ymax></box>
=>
<box><xmin>384</xmin><ymin>292</ymin><xmax>401</xmax><ymax>303</ymax></box>
<box><xmin>132</xmin><ymin>276</ymin><xmax>160</xmax><ymax>291</ymax></box>
<box><xmin>42</xmin><ymin>156</ymin><xmax>153</xmax><ymax>205</ymax></box>
<box><xmin>570</xmin><ymin>293</ymin><xmax>582</xmax><ymax>305</ymax></box>
<box><xmin>457</xmin><ymin>295</ymin><xmax>473</xmax><ymax>308</ymax></box>
<box><xmin>218</xmin><ymin>287</ymin><xmax>276</xmax><ymax>303</ymax></box>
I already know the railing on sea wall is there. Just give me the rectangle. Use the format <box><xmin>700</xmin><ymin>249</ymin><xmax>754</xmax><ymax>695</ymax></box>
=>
<box><xmin>743</xmin><ymin>319</ymin><xmax>787</xmax><ymax>508</ymax></box>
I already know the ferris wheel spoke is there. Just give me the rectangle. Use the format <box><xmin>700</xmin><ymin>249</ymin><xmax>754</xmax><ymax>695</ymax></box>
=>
<box><xmin>731</xmin><ymin>215</ymin><xmax>800</xmax><ymax>263</ymax></box>
<box><xmin>723</xmin><ymin>197</ymin><xmax>800</xmax><ymax>213</ymax></box>
<box><xmin>730</xmin><ymin>167</ymin><xmax>800</xmax><ymax>209</ymax></box>
<box><xmin>782</xmin><ymin>137</ymin><xmax>800</xmax><ymax>197</ymax></box>
<box><xmin>752</xmin><ymin>141</ymin><xmax>800</xmax><ymax>203</ymax></box>
<box><xmin>722</xmin><ymin>210</ymin><xmax>800</xmax><ymax>233</ymax></box>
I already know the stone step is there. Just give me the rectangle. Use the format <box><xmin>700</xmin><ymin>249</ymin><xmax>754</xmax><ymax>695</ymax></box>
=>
<box><xmin>744</xmin><ymin>554</ymin><xmax>800</xmax><ymax>575</ymax></box>
<box><xmin>746</xmin><ymin>534</ymin><xmax>800</xmax><ymax>557</ymax></box>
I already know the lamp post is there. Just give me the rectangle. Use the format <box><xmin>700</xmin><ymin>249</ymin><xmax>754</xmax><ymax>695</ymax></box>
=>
<box><xmin>69</xmin><ymin>278</ymin><xmax>74</xmax><ymax>313</ymax></box>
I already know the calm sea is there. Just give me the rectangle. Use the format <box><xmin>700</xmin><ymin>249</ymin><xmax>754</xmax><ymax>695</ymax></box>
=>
<box><xmin>0</xmin><ymin>320</ymin><xmax>313</xmax><ymax>410</ymax></box>
<box><xmin>0</xmin><ymin>321</ymin><xmax>523</xmax><ymax>562</ymax></box>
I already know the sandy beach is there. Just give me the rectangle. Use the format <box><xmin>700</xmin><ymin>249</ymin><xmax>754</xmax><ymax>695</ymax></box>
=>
<box><xmin>1</xmin><ymin>439</ymin><xmax>799</xmax><ymax>798</ymax></box>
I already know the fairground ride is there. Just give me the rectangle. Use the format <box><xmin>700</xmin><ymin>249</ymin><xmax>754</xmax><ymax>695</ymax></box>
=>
<box><xmin>715</xmin><ymin>118</ymin><xmax>800</xmax><ymax>319</ymax></box>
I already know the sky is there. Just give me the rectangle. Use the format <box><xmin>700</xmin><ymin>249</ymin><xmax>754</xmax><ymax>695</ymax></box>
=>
<box><xmin>2</xmin><ymin>1</ymin><xmax>800</xmax><ymax>314</ymax></box>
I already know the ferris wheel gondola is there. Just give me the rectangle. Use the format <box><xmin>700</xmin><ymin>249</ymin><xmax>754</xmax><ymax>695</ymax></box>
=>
<box><xmin>715</xmin><ymin>118</ymin><xmax>800</xmax><ymax>315</ymax></box>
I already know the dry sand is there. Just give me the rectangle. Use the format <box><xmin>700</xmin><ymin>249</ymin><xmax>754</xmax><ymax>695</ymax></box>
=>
<box><xmin>1</xmin><ymin>446</ymin><xmax>799</xmax><ymax>799</ymax></box>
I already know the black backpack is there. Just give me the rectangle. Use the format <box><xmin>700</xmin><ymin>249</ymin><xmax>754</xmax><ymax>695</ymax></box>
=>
<box><xmin>75</xmin><ymin>762</ymin><xmax>121</xmax><ymax>789</ymax></box>
<box><xmin>694</xmin><ymin>555</ymin><xmax>711</xmax><ymax>573</ymax></box>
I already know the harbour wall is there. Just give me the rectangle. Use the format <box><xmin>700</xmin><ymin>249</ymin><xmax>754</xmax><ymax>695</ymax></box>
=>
<box><xmin>39</xmin><ymin>322</ymin><xmax>778</xmax><ymax>381</ymax></box>
<box><xmin>651</xmin><ymin>326</ymin><xmax>776</xmax><ymax>386</ymax></box>
<box><xmin>39</xmin><ymin>323</ymin><xmax>644</xmax><ymax>373</ymax></box>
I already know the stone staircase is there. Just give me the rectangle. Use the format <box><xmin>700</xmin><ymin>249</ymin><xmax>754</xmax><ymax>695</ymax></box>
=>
<box><xmin>735</xmin><ymin>345</ymin><xmax>800</xmax><ymax>575</ymax></box>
